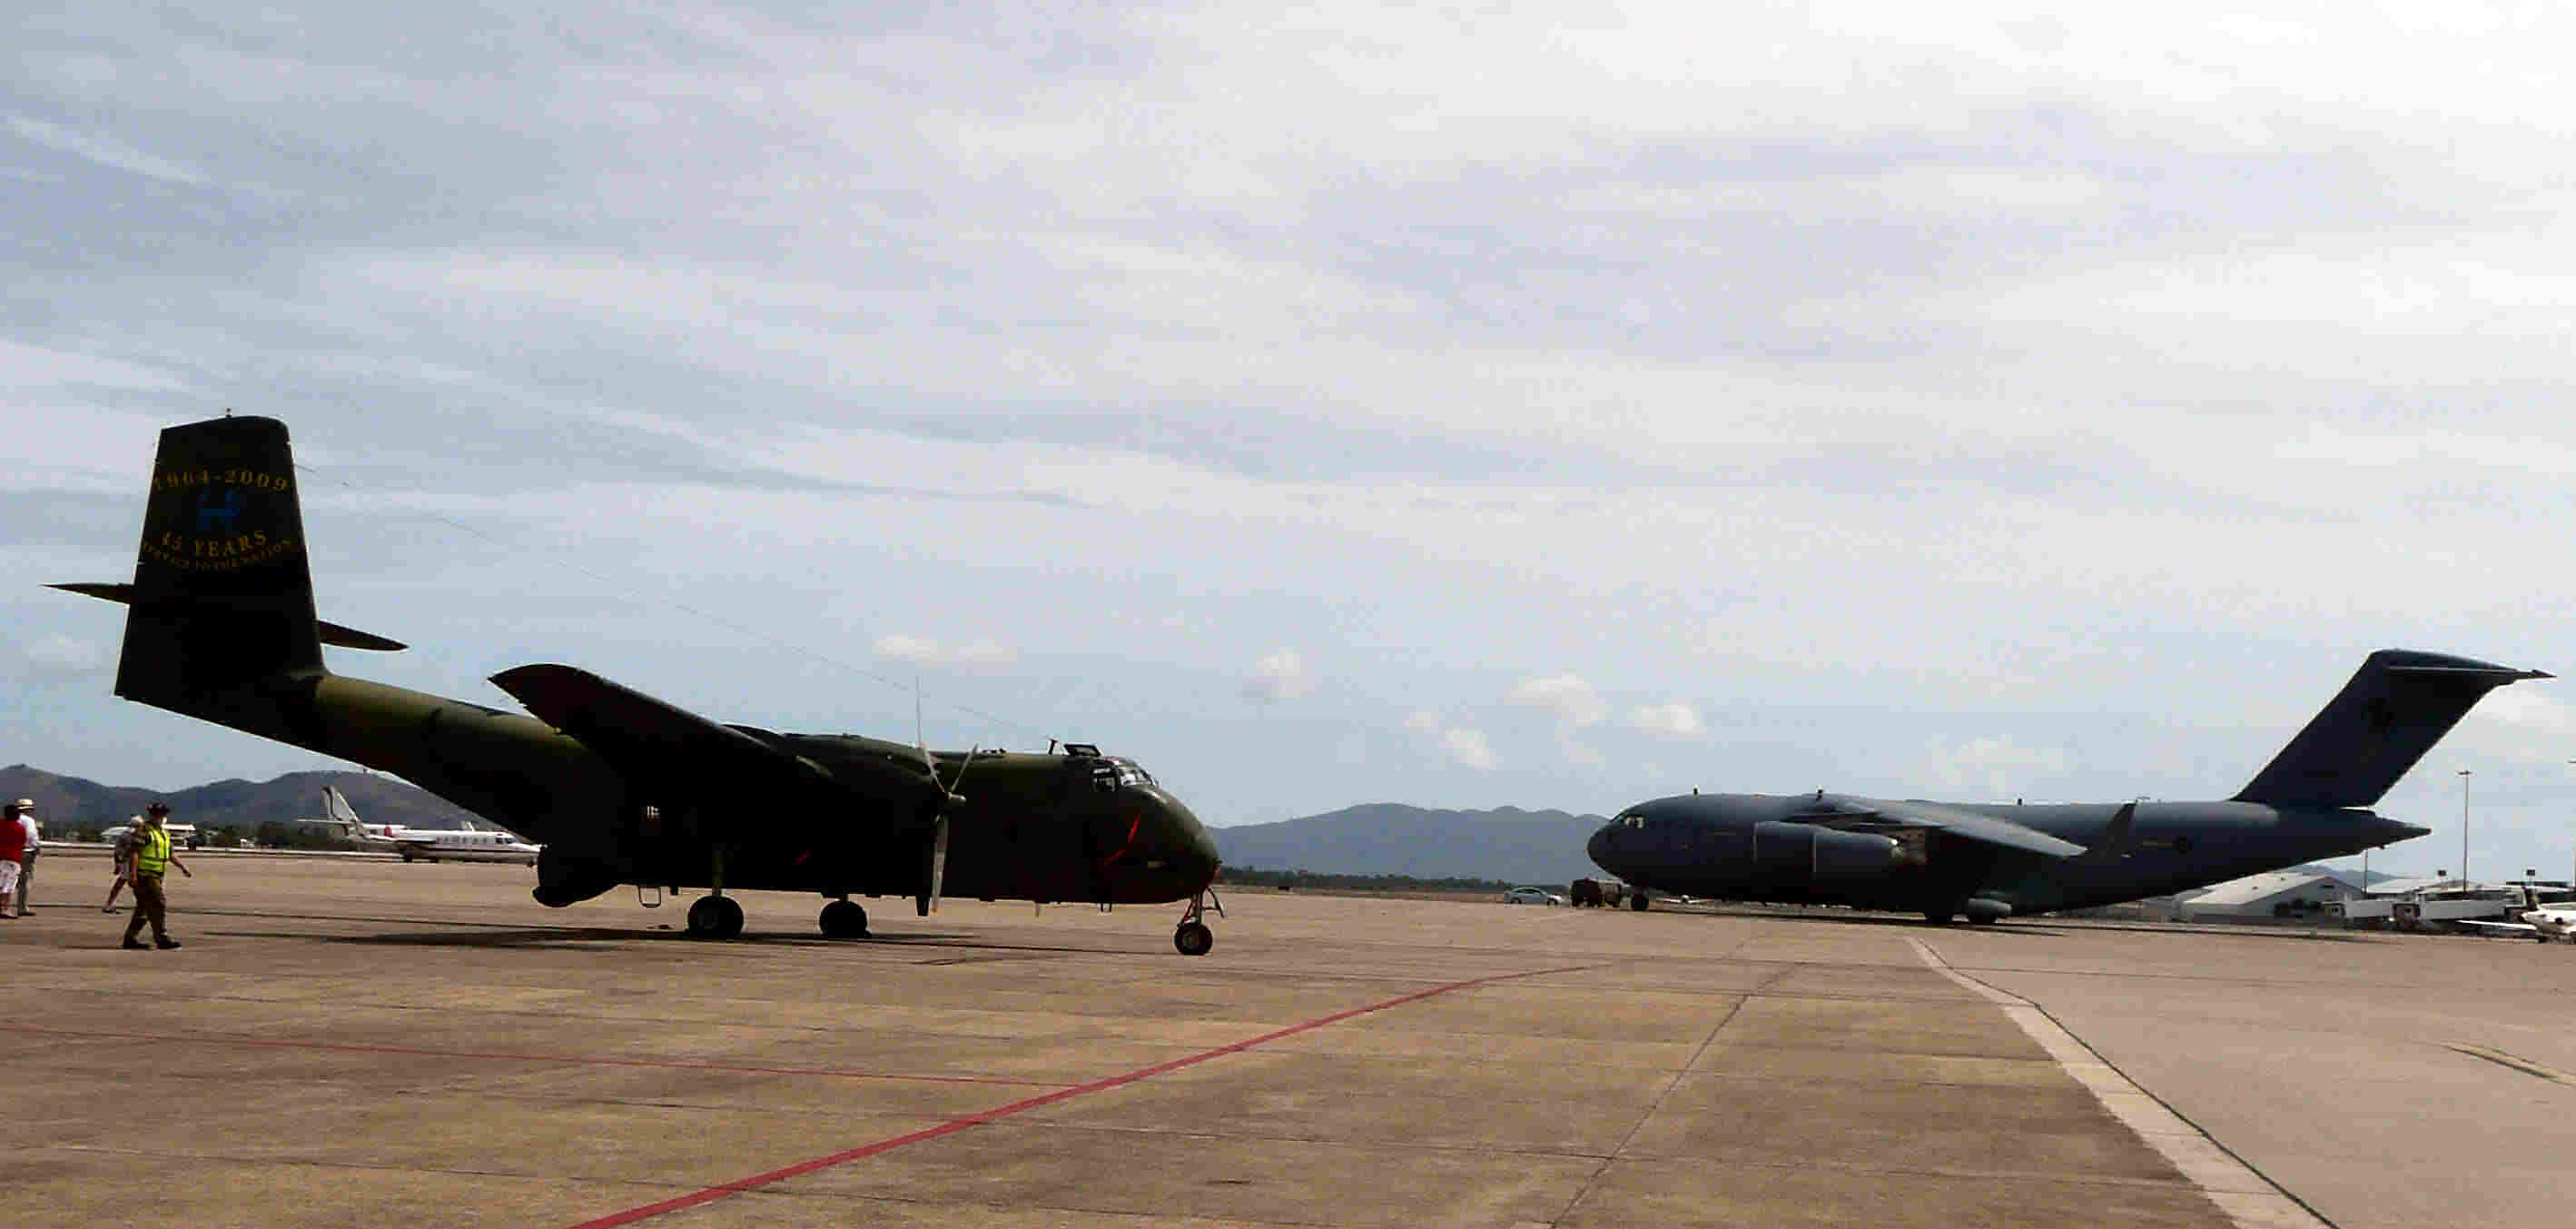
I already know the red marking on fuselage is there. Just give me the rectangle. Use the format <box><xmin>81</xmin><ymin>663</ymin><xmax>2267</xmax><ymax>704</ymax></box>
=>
<box><xmin>558</xmin><ymin>963</ymin><xmax>1596</xmax><ymax>1229</ymax></box>
<box><xmin>1094</xmin><ymin>813</ymin><xmax>1142</xmax><ymax>867</ymax></box>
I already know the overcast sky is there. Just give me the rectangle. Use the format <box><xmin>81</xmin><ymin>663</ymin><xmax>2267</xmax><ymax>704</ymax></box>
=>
<box><xmin>7</xmin><ymin>3</ymin><xmax>2572</xmax><ymax>880</ymax></box>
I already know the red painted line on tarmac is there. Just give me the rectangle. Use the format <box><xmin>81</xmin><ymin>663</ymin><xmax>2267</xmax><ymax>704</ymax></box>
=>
<box><xmin>0</xmin><ymin>1023</ymin><xmax>1055</xmax><ymax>1088</ymax></box>
<box><xmin>560</xmin><ymin>963</ymin><xmax>1596</xmax><ymax>1229</ymax></box>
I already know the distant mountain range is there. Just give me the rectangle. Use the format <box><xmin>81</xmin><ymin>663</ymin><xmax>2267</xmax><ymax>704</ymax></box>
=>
<box><xmin>0</xmin><ymin>765</ymin><xmax>486</xmax><ymax>834</ymax></box>
<box><xmin>4</xmin><ymin>766</ymin><xmax>1606</xmax><ymax>883</ymax></box>
<box><xmin>1209</xmin><ymin>803</ymin><xmax>1607</xmax><ymax>886</ymax></box>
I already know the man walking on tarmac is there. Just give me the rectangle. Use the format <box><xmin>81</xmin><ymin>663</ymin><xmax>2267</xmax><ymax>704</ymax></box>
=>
<box><xmin>123</xmin><ymin>802</ymin><xmax>192</xmax><ymax>950</ymax></box>
<box><xmin>0</xmin><ymin>800</ymin><xmax>23</xmax><ymax>919</ymax></box>
<box><xmin>7</xmin><ymin>799</ymin><xmax>36</xmax><ymax>916</ymax></box>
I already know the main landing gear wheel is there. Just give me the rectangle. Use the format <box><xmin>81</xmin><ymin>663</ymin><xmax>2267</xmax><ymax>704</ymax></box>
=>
<box><xmin>1923</xmin><ymin>909</ymin><xmax>1955</xmax><ymax>925</ymax></box>
<box><xmin>1632</xmin><ymin>893</ymin><xmax>1650</xmax><ymax>911</ymax></box>
<box><xmin>819</xmin><ymin>899</ymin><xmax>868</xmax><ymax>939</ymax></box>
<box><xmin>686</xmin><ymin>896</ymin><xmax>745</xmax><ymax>939</ymax></box>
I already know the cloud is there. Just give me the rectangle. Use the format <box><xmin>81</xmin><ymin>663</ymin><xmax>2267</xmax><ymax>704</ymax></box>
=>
<box><xmin>1241</xmin><ymin>648</ymin><xmax>1314</xmax><ymax>702</ymax></box>
<box><xmin>2453</xmin><ymin>687</ymin><xmax>2576</xmax><ymax>766</ymax></box>
<box><xmin>1554</xmin><ymin>728</ymin><xmax>1604</xmax><ymax>768</ymax></box>
<box><xmin>1506</xmin><ymin>672</ymin><xmax>1607</xmax><ymax>728</ymax></box>
<box><xmin>10</xmin><ymin>0</ymin><xmax>2576</xmax><ymax>882</ymax></box>
<box><xmin>22</xmin><ymin>635</ymin><xmax>104</xmax><ymax>673</ymax></box>
<box><xmin>873</xmin><ymin>634</ymin><xmax>1015</xmax><ymax>669</ymax></box>
<box><xmin>7</xmin><ymin>115</ymin><xmax>206</xmax><ymax>185</ymax></box>
<box><xmin>0</xmin><ymin>340</ymin><xmax>185</xmax><ymax>392</ymax></box>
<box><xmin>1506</xmin><ymin>672</ymin><xmax>1613</xmax><ymax>767</ymax></box>
<box><xmin>1406</xmin><ymin>711</ymin><xmax>1497</xmax><ymax>770</ymax></box>
<box><xmin>1630</xmin><ymin>701</ymin><xmax>1708</xmax><ymax>740</ymax></box>
<box><xmin>1915</xmin><ymin>737</ymin><xmax>2070</xmax><ymax>800</ymax></box>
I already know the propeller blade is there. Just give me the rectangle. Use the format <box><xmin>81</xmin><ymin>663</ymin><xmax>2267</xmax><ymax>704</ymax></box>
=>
<box><xmin>918</xmin><ymin>812</ymin><xmax>951</xmax><ymax>917</ymax></box>
<box><xmin>914</xmin><ymin>683</ymin><xmax>934</xmax><ymax>776</ymax></box>
<box><xmin>941</xmin><ymin>744</ymin><xmax>980</xmax><ymax>800</ymax></box>
<box><xmin>915</xmin><ymin>745</ymin><xmax>976</xmax><ymax>915</ymax></box>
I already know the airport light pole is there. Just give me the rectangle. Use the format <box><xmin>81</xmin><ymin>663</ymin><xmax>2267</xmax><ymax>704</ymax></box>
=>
<box><xmin>2458</xmin><ymin>769</ymin><xmax>2472</xmax><ymax>889</ymax></box>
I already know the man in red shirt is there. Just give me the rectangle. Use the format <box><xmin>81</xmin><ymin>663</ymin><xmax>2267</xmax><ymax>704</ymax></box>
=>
<box><xmin>0</xmin><ymin>800</ymin><xmax>25</xmax><ymax>918</ymax></box>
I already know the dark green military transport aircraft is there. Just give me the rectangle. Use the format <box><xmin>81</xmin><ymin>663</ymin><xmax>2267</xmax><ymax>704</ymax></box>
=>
<box><xmin>1589</xmin><ymin>649</ymin><xmax>2548</xmax><ymax>923</ymax></box>
<box><xmin>56</xmin><ymin>416</ymin><xmax>1229</xmax><ymax>953</ymax></box>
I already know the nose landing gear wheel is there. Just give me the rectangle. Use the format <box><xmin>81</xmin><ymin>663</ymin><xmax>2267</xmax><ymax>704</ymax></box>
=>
<box><xmin>1171</xmin><ymin>887</ymin><xmax>1222</xmax><ymax>956</ymax></box>
<box><xmin>686</xmin><ymin>896</ymin><xmax>745</xmax><ymax>938</ymax></box>
<box><xmin>819</xmin><ymin>899</ymin><xmax>868</xmax><ymax>939</ymax></box>
<box><xmin>1631</xmin><ymin>893</ymin><xmax>1649</xmax><ymax>911</ymax></box>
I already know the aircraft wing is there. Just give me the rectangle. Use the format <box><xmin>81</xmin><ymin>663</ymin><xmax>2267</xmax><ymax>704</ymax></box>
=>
<box><xmin>1814</xmin><ymin>798</ymin><xmax>2088</xmax><ymax>859</ymax></box>
<box><xmin>490</xmin><ymin>664</ymin><xmax>915</xmax><ymax>803</ymax></box>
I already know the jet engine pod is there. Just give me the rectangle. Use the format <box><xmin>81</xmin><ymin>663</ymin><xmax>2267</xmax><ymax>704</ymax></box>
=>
<box><xmin>1752</xmin><ymin>821</ymin><xmax>1905</xmax><ymax>885</ymax></box>
<box><xmin>1962</xmin><ymin>897</ymin><xmax>2014</xmax><ymax>924</ymax></box>
<box><xmin>532</xmin><ymin>846</ymin><xmax>624</xmax><ymax>907</ymax></box>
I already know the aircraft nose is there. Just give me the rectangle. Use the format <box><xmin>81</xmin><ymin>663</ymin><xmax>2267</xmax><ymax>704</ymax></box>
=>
<box><xmin>1586</xmin><ymin>823</ymin><xmax>1620</xmax><ymax>874</ymax></box>
<box><xmin>1144</xmin><ymin>788</ymin><xmax>1222</xmax><ymax>891</ymax></box>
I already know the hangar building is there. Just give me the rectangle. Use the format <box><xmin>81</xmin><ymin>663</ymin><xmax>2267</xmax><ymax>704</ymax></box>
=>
<box><xmin>2178</xmin><ymin>870</ymin><xmax>2361</xmax><ymax>921</ymax></box>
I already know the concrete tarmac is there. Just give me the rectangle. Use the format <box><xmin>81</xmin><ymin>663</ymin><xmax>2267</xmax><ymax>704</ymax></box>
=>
<box><xmin>8</xmin><ymin>859</ymin><xmax>2558</xmax><ymax>1227</ymax></box>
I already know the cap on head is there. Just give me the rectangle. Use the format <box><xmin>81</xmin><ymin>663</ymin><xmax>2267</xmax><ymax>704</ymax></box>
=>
<box><xmin>5</xmin><ymin>798</ymin><xmax>29</xmax><ymax>813</ymax></box>
<box><xmin>145</xmin><ymin>802</ymin><xmax>171</xmax><ymax>816</ymax></box>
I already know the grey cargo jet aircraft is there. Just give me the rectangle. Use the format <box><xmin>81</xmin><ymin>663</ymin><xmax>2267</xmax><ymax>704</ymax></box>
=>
<box><xmin>1586</xmin><ymin>650</ymin><xmax>2547</xmax><ymax>923</ymax></box>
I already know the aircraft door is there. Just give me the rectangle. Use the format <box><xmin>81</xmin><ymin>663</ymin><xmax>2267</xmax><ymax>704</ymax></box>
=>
<box><xmin>1003</xmin><ymin>756</ymin><xmax>1100</xmax><ymax>903</ymax></box>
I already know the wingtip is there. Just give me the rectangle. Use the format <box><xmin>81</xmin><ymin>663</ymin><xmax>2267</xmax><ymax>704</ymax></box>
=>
<box><xmin>489</xmin><ymin>663</ymin><xmax>579</xmax><ymax>689</ymax></box>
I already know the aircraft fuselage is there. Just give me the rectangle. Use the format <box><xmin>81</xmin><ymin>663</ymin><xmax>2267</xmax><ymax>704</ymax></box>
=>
<box><xmin>1587</xmin><ymin>793</ymin><xmax>2430</xmax><ymax>917</ymax></box>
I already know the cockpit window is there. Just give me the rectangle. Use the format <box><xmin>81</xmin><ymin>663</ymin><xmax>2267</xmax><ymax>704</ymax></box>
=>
<box><xmin>1090</xmin><ymin>758</ymin><xmax>1155</xmax><ymax>792</ymax></box>
<box><xmin>1614</xmin><ymin>812</ymin><xmax>1645</xmax><ymax>828</ymax></box>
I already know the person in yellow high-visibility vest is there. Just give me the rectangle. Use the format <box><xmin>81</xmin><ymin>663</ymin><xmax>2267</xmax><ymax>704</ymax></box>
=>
<box><xmin>121</xmin><ymin>802</ymin><xmax>192</xmax><ymax>951</ymax></box>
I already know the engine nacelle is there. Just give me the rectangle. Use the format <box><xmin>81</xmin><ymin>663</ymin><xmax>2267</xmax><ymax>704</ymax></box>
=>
<box><xmin>531</xmin><ymin>846</ymin><xmax>624</xmax><ymax>907</ymax></box>
<box><xmin>1752</xmin><ymin>821</ymin><xmax>1905</xmax><ymax>885</ymax></box>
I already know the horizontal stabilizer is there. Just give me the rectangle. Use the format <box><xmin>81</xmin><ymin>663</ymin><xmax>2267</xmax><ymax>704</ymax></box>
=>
<box><xmin>50</xmin><ymin>582</ymin><xmax>407</xmax><ymax>651</ymax></box>
<box><xmin>2235</xmin><ymin>649</ymin><xmax>2551</xmax><ymax>808</ymax></box>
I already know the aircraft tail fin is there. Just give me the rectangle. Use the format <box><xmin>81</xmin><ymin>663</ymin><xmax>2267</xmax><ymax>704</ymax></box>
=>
<box><xmin>2233</xmin><ymin>649</ymin><xmax>2549</xmax><ymax>808</ymax></box>
<box><xmin>321</xmin><ymin>786</ymin><xmax>362</xmax><ymax>830</ymax></box>
<box><xmin>78</xmin><ymin>416</ymin><xmax>327</xmax><ymax>711</ymax></box>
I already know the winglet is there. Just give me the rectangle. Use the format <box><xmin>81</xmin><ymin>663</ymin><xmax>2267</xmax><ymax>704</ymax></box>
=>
<box><xmin>2072</xmin><ymin>802</ymin><xmax>2137</xmax><ymax>865</ymax></box>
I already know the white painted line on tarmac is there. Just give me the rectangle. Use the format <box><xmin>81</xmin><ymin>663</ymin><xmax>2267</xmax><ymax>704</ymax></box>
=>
<box><xmin>1906</xmin><ymin>937</ymin><xmax>2333</xmax><ymax>1229</ymax></box>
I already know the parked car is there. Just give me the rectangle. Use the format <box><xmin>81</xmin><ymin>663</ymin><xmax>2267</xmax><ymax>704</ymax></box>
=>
<box><xmin>1503</xmin><ymin>887</ymin><xmax>1565</xmax><ymax>906</ymax></box>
